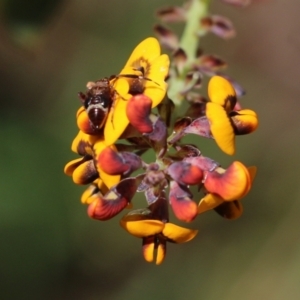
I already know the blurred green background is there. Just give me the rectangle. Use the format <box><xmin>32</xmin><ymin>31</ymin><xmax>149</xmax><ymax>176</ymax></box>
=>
<box><xmin>1</xmin><ymin>0</ymin><xmax>300</xmax><ymax>299</ymax></box>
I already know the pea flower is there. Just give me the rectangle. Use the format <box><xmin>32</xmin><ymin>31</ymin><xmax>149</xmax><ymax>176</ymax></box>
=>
<box><xmin>64</xmin><ymin>30</ymin><xmax>258</xmax><ymax>264</ymax></box>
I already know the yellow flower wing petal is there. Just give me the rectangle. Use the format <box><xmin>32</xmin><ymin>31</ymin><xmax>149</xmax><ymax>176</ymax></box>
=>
<box><xmin>104</xmin><ymin>78</ymin><xmax>130</xmax><ymax>145</ymax></box>
<box><xmin>206</xmin><ymin>102</ymin><xmax>235</xmax><ymax>155</ymax></box>
<box><xmin>122</xmin><ymin>37</ymin><xmax>161</xmax><ymax>70</ymax></box>
<box><xmin>198</xmin><ymin>193</ymin><xmax>224</xmax><ymax>214</ymax></box>
<box><xmin>162</xmin><ymin>223</ymin><xmax>198</xmax><ymax>244</ymax></box>
<box><xmin>120</xmin><ymin>219</ymin><xmax>165</xmax><ymax>238</ymax></box>
<box><xmin>208</xmin><ymin>76</ymin><xmax>236</xmax><ymax>109</ymax></box>
<box><xmin>144</xmin><ymin>54</ymin><xmax>169</xmax><ymax>107</ymax></box>
<box><xmin>81</xmin><ymin>182</ymin><xmax>99</xmax><ymax>204</ymax></box>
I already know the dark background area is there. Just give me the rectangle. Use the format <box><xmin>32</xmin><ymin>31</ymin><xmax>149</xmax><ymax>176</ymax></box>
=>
<box><xmin>1</xmin><ymin>0</ymin><xmax>300</xmax><ymax>299</ymax></box>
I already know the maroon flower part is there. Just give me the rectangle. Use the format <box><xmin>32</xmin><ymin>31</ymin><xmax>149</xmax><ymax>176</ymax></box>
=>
<box><xmin>200</xmin><ymin>15</ymin><xmax>236</xmax><ymax>40</ymax></box>
<box><xmin>126</xmin><ymin>94</ymin><xmax>153</xmax><ymax>134</ymax></box>
<box><xmin>88</xmin><ymin>176</ymin><xmax>143</xmax><ymax>221</ymax></box>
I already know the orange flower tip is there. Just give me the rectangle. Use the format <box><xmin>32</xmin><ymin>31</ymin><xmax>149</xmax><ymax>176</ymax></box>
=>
<box><xmin>120</xmin><ymin>219</ymin><xmax>164</xmax><ymax>237</ymax></box>
<box><xmin>206</xmin><ymin>102</ymin><xmax>235</xmax><ymax>155</ymax></box>
<box><xmin>170</xmin><ymin>194</ymin><xmax>198</xmax><ymax>222</ymax></box>
<box><xmin>204</xmin><ymin>161</ymin><xmax>250</xmax><ymax>201</ymax></box>
<box><xmin>197</xmin><ymin>193</ymin><xmax>224</xmax><ymax>214</ymax></box>
<box><xmin>72</xmin><ymin>160</ymin><xmax>98</xmax><ymax>185</ymax></box>
<box><xmin>169</xmin><ymin>181</ymin><xmax>197</xmax><ymax>222</ymax></box>
<box><xmin>208</xmin><ymin>76</ymin><xmax>236</xmax><ymax>108</ymax></box>
<box><xmin>87</xmin><ymin>192</ymin><xmax>128</xmax><ymax>221</ymax></box>
<box><xmin>162</xmin><ymin>223</ymin><xmax>198</xmax><ymax>243</ymax></box>
<box><xmin>168</xmin><ymin>162</ymin><xmax>203</xmax><ymax>185</ymax></box>
<box><xmin>126</xmin><ymin>95</ymin><xmax>153</xmax><ymax>134</ymax></box>
<box><xmin>231</xmin><ymin>109</ymin><xmax>259</xmax><ymax>135</ymax></box>
<box><xmin>98</xmin><ymin>147</ymin><xmax>129</xmax><ymax>175</ymax></box>
<box><xmin>214</xmin><ymin>200</ymin><xmax>243</xmax><ymax>220</ymax></box>
<box><xmin>77</xmin><ymin>108</ymin><xmax>103</xmax><ymax>136</ymax></box>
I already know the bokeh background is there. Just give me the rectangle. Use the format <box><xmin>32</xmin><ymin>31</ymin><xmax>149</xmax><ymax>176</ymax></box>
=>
<box><xmin>1</xmin><ymin>0</ymin><xmax>300</xmax><ymax>299</ymax></box>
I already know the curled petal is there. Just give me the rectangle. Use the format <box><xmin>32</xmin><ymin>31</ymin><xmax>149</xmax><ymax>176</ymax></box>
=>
<box><xmin>208</xmin><ymin>76</ymin><xmax>236</xmax><ymax>110</ymax></box>
<box><xmin>71</xmin><ymin>130</ymin><xmax>98</xmax><ymax>156</ymax></box>
<box><xmin>184</xmin><ymin>156</ymin><xmax>220</xmax><ymax>172</ymax></box>
<box><xmin>162</xmin><ymin>223</ymin><xmax>198</xmax><ymax>243</ymax></box>
<box><xmin>93</xmin><ymin>140</ymin><xmax>121</xmax><ymax>188</ymax></box>
<box><xmin>64</xmin><ymin>157</ymin><xmax>85</xmax><ymax>176</ymax></box>
<box><xmin>197</xmin><ymin>54</ymin><xmax>227</xmax><ymax>71</ymax></box>
<box><xmin>168</xmin><ymin>162</ymin><xmax>203</xmax><ymax>185</ymax></box>
<box><xmin>153</xmin><ymin>24</ymin><xmax>179</xmax><ymax>51</ymax></box>
<box><xmin>87</xmin><ymin>191</ymin><xmax>128</xmax><ymax>221</ymax></box>
<box><xmin>169</xmin><ymin>181</ymin><xmax>198</xmax><ymax>222</ymax></box>
<box><xmin>120</xmin><ymin>219</ymin><xmax>164</xmax><ymax>238</ymax></box>
<box><xmin>81</xmin><ymin>182</ymin><xmax>100</xmax><ymax>205</ymax></box>
<box><xmin>204</xmin><ymin>161</ymin><xmax>250</xmax><ymax>201</ymax></box>
<box><xmin>126</xmin><ymin>94</ymin><xmax>153</xmax><ymax>133</ymax></box>
<box><xmin>214</xmin><ymin>200</ymin><xmax>243</xmax><ymax>220</ymax></box>
<box><xmin>88</xmin><ymin>177</ymin><xmax>140</xmax><ymax>220</ymax></box>
<box><xmin>183</xmin><ymin>116</ymin><xmax>213</xmax><ymax>139</ymax></box>
<box><xmin>198</xmin><ymin>193</ymin><xmax>224</xmax><ymax>214</ymax></box>
<box><xmin>156</xmin><ymin>6</ymin><xmax>186</xmax><ymax>22</ymax></box>
<box><xmin>98</xmin><ymin>147</ymin><xmax>130</xmax><ymax>175</ymax></box>
<box><xmin>201</xmin><ymin>15</ymin><xmax>236</xmax><ymax>39</ymax></box>
<box><xmin>72</xmin><ymin>160</ymin><xmax>98</xmax><ymax>185</ymax></box>
<box><xmin>147</xmin><ymin>115</ymin><xmax>167</xmax><ymax>143</ymax></box>
<box><xmin>206</xmin><ymin>102</ymin><xmax>235</xmax><ymax>155</ymax></box>
<box><xmin>173</xmin><ymin>48</ymin><xmax>187</xmax><ymax>73</ymax></box>
<box><xmin>231</xmin><ymin>109</ymin><xmax>259</xmax><ymax>135</ymax></box>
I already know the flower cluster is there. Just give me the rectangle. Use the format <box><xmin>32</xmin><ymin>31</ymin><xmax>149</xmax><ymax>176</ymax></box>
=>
<box><xmin>64</xmin><ymin>35</ymin><xmax>258</xmax><ymax>264</ymax></box>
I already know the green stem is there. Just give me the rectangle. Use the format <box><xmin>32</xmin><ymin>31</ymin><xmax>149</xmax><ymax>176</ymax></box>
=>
<box><xmin>167</xmin><ymin>0</ymin><xmax>211</xmax><ymax>106</ymax></box>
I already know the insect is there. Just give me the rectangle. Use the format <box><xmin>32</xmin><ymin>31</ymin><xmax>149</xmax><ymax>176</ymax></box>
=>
<box><xmin>78</xmin><ymin>71</ymin><xmax>160</xmax><ymax>130</ymax></box>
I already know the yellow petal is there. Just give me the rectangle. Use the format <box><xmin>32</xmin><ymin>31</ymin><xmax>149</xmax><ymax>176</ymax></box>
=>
<box><xmin>206</xmin><ymin>102</ymin><xmax>235</xmax><ymax>155</ymax></box>
<box><xmin>81</xmin><ymin>183</ymin><xmax>99</xmax><ymax>204</ymax></box>
<box><xmin>104</xmin><ymin>79</ymin><xmax>130</xmax><ymax>145</ymax></box>
<box><xmin>208</xmin><ymin>76</ymin><xmax>236</xmax><ymax>110</ymax></box>
<box><xmin>64</xmin><ymin>158</ymin><xmax>84</xmax><ymax>176</ymax></box>
<box><xmin>156</xmin><ymin>242</ymin><xmax>166</xmax><ymax>265</ymax></box>
<box><xmin>231</xmin><ymin>109</ymin><xmax>259</xmax><ymax>135</ymax></box>
<box><xmin>72</xmin><ymin>160</ymin><xmax>98</xmax><ymax>185</ymax></box>
<box><xmin>143</xmin><ymin>54</ymin><xmax>169</xmax><ymax>107</ymax></box>
<box><xmin>162</xmin><ymin>223</ymin><xmax>198</xmax><ymax>243</ymax></box>
<box><xmin>122</xmin><ymin>37</ymin><xmax>161</xmax><ymax>70</ymax></box>
<box><xmin>198</xmin><ymin>193</ymin><xmax>224</xmax><ymax>214</ymax></box>
<box><xmin>142</xmin><ymin>236</ymin><xmax>155</xmax><ymax>263</ymax></box>
<box><xmin>120</xmin><ymin>219</ymin><xmax>164</xmax><ymax>238</ymax></box>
